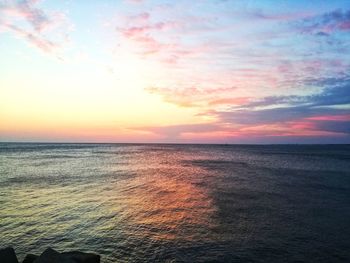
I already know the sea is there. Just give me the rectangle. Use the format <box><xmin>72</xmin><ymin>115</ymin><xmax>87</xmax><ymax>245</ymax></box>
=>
<box><xmin>0</xmin><ymin>143</ymin><xmax>349</xmax><ymax>262</ymax></box>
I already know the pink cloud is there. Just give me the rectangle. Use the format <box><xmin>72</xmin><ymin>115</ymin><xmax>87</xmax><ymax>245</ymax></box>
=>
<box><xmin>4</xmin><ymin>23</ymin><xmax>58</xmax><ymax>53</ymax></box>
<box><xmin>116</xmin><ymin>12</ymin><xmax>203</xmax><ymax>64</ymax></box>
<box><xmin>238</xmin><ymin>121</ymin><xmax>342</xmax><ymax>137</ymax></box>
<box><xmin>139</xmin><ymin>103</ymin><xmax>350</xmax><ymax>140</ymax></box>
<box><xmin>306</xmin><ymin>115</ymin><xmax>350</xmax><ymax>121</ymax></box>
<box><xmin>339</xmin><ymin>21</ymin><xmax>350</xmax><ymax>30</ymax></box>
<box><xmin>0</xmin><ymin>0</ymin><xmax>69</xmax><ymax>55</ymax></box>
<box><xmin>208</xmin><ymin>97</ymin><xmax>251</xmax><ymax>106</ymax></box>
<box><xmin>127</xmin><ymin>120</ymin><xmax>343</xmax><ymax>142</ymax></box>
<box><xmin>0</xmin><ymin>0</ymin><xmax>50</xmax><ymax>33</ymax></box>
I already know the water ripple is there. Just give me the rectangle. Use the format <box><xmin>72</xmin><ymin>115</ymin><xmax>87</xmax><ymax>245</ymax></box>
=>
<box><xmin>1</xmin><ymin>144</ymin><xmax>350</xmax><ymax>262</ymax></box>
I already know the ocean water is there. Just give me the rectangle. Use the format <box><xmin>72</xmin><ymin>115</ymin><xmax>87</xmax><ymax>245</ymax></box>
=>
<box><xmin>0</xmin><ymin>143</ymin><xmax>349</xmax><ymax>262</ymax></box>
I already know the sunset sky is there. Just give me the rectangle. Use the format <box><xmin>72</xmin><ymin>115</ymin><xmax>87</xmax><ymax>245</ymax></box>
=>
<box><xmin>1</xmin><ymin>0</ymin><xmax>349</xmax><ymax>143</ymax></box>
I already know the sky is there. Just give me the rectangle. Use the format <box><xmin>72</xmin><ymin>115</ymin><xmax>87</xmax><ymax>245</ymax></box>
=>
<box><xmin>0</xmin><ymin>0</ymin><xmax>349</xmax><ymax>143</ymax></box>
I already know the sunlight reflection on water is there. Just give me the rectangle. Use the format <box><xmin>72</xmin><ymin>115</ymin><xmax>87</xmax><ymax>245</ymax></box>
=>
<box><xmin>1</xmin><ymin>143</ymin><xmax>350</xmax><ymax>262</ymax></box>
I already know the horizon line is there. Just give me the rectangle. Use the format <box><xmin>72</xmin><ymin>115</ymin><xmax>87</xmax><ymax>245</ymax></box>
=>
<box><xmin>1</xmin><ymin>141</ymin><xmax>349</xmax><ymax>146</ymax></box>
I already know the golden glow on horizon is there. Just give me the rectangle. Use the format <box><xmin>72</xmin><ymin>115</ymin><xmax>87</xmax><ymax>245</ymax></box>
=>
<box><xmin>0</xmin><ymin>53</ymin><xmax>207</xmax><ymax>141</ymax></box>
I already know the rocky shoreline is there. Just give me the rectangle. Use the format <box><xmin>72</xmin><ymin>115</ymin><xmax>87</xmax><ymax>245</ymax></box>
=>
<box><xmin>0</xmin><ymin>247</ymin><xmax>100</xmax><ymax>263</ymax></box>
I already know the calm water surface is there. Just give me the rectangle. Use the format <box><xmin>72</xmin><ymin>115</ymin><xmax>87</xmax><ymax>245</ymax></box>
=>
<box><xmin>0</xmin><ymin>143</ymin><xmax>350</xmax><ymax>262</ymax></box>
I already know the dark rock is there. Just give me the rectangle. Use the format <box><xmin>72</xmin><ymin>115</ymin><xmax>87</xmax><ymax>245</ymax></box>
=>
<box><xmin>0</xmin><ymin>247</ymin><xmax>19</xmax><ymax>263</ymax></box>
<box><xmin>61</xmin><ymin>251</ymin><xmax>100</xmax><ymax>263</ymax></box>
<box><xmin>33</xmin><ymin>248</ymin><xmax>74</xmax><ymax>263</ymax></box>
<box><xmin>22</xmin><ymin>254</ymin><xmax>38</xmax><ymax>263</ymax></box>
<box><xmin>0</xmin><ymin>247</ymin><xmax>100</xmax><ymax>263</ymax></box>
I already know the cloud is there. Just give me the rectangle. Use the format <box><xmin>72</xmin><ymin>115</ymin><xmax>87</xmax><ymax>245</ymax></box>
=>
<box><xmin>205</xmin><ymin>77</ymin><xmax>350</xmax><ymax>137</ymax></box>
<box><xmin>248</xmin><ymin>9</ymin><xmax>311</xmax><ymax>21</ymax></box>
<box><xmin>132</xmin><ymin>123</ymin><xmax>224</xmax><ymax>138</ymax></box>
<box><xmin>306</xmin><ymin>115</ymin><xmax>350</xmax><ymax>121</ymax></box>
<box><xmin>129</xmin><ymin>117</ymin><xmax>349</xmax><ymax>143</ymax></box>
<box><xmin>129</xmin><ymin>2</ymin><xmax>350</xmax><ymax>141</ymax></box>
<box><xmin>0</xmin><ymin>0</ymin><xmax>50</xmax><ymax>32</ymax></box>
<box><xmin>141</xmin><ymin>76</ymin><xmax>350</xmax><ymax>141</ymax></box>
<box><xmin>315</xmin><ymin>119</ymin><xmax>350</xmax><ymax>134</ymax></box>
<box><xmin>15</xmin><ymin>0</ymin><xmax>49</xmax><ymax>32</ymax></box>
<box><xmin>214</xmin><ymin>106</ymin><xmax>349</xmax><ymax>127</ymax></box>
<box><xmin>237</xmin><ymin>77</ymin><xmax>350</xmax><ymax>110</ymax></box>
<box><xmin>116</xmin><ymin>11</ymin><xmax>180</xmax><ymax>56</ymax></box>
<box><xmin>4</xmin><ymin>23</ymin><xmax>58</xmax><ymax>53</ymax></box>
<box><xmin>0</xmin><ymin>0</ymin><xmax>70</xmax><ymax>54</ymax></box>
<box><xmin>145</xmin><ymin>86</ymin><xmax>246</xmax><ymax>107</ymax></box>
<box><xmin>208</xmin><ymin>97</ymin><xmax>251</xmax><ymax>106</ymax></box>
<box><xmin>120</xmin><ymin>22</ymin><xmax>175</xmax><ymax>38</ymax></box>
<box><xmin>296</xmin><ymin>9</ymin><xmax>350</xmax><ymax>35</ymax></box>
<box><xmin>114</xmin><ymin>10</ymin><xmax>219</xmax><ymax>64</ymax></box>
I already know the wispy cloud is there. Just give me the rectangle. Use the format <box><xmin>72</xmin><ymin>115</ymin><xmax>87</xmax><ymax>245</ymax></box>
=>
<box><xmin>0</xmin><ymin>0</ymin><xmax>50</xmax><ymax>32</ymax></box>
<box><xmin>207</xmin><ymin>77</ymin><xmax>350</xmax><ymax>136</ymax></box>
<box><xmin>116</xmin><ymin>11</ymin><xmax>180</xmax><ymax>59</ymax></box>
<box><xmin>246</xmin><ymin>9</ymin><xmax>311</xmax><ymax>22</ymax></box>
<box><xmin>141</xmin><ymin>74</ymin><xmax>350</xmax><ymax>141</ymax></box>
<box><xmin>0</xmin><ymin>0</ymin><xmax>70</xmax><ymax>55</ymax></box>
<box><xmin>3</xmin><ymin>23</ymin><xmax>58</xmax><ymax>53</ymax></box>
<box><xmin>114</xmin><ymin>10</ymin><xmax>218</xmax><ymax>65</ymax></box>
<box><xmin>145</xmin><ymin>86</ymin><xmax>244</xmax><ymax>107</ymax></box>
<box><xmin>235</xmin><ymin>76</ymin><xmax>350</xmax><ymax>110</ymax></box>
<box><xmin>296</xmin><ymin>9</ymin><xmax>350</xmax><ymax>35</ymax></box>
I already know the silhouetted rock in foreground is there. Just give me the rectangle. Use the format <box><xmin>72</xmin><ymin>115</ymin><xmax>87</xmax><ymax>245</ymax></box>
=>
<box><xmin>0</xmin><ymin>247</ymin><xmax>19</xmax><ymax>263</ymax></box>
<box><xmin>32</xmin><ymin>248</ymin><xmax>63</xmax><ymax>263</ymax></box>
<box><xmin>22</xmin><ymin>254</ymin><xmax>38</xmax><ymax>263</ymax></box>
<box><xmin>61</xmin><ymin>251</ymin><xmax>100</xmax><ymax>263</ymax></box>
<box><xmin>0</xmin><ymin>247</ymin><xmax>100</xmax><ymax>263</ymax></box>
